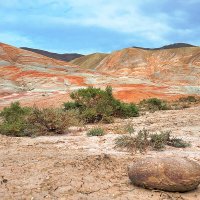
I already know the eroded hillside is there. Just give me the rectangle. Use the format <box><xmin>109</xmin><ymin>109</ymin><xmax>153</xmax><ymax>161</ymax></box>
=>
<box><xmin>70</xmin><ymin>53</ymin><xmax>108</xmax><ymax>69</ymax></box>
<box><xmin>0</xmin><ymin>42</ymin><xmax>200</xmax><ymax>109</ymax></box>
<box><xmin>96</xmin><ymin>47</ymin><xmax>200</xmax><ymax>86</ymax></box>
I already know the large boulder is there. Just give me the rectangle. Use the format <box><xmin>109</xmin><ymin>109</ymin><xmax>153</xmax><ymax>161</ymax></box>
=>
<box><xmin>128</xmin><ymin>157</ymin><xmax>200</xmax><ymax>192</ymax></box>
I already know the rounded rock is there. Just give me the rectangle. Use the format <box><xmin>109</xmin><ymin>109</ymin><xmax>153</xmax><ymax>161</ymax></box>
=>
<box><xmin>128</xmin><ymin>157</ymin><xmax>200</xmax><ymax>192</ymax></box>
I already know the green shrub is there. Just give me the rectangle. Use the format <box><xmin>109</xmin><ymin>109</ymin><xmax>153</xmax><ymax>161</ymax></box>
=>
<box><xmin>115</xmin><ymin>129</ymin><xmax>190</xmax><ymax>152</ymax></box>
<box><xmin>69</xmin><ymin>86</ymin><xmax>114</xmax><ymax>123</ymax></box>
<box><xmin>80</xmin><ymin>108</ymin><xmax>98</xmax><ymax>123</ymax></box>
<box><xmin>150</xmin><ymin>131</ymin><xmax>190</xmax><ymax>149</ymax></box>
<box><xmin>0</xmin><ymin>102</ymin><xmax>30</xmax><ymax>122</ymax></box>
<box><xmin>64</xmin><ymin>86</ymin><xmax>138</xmax><ymax>123</ymax></box>
<box><xmin>167</xmin><ymin>138</ymin><xmax>190</xmax><ymax>148</ymax></box>
<box><xmin>115</xmin><ymin>135</ymin><xmax>137</xmax><ymax>150</ymax></box>
<box><xmin>170</xmin><ymin>95</ymin><xmax>200</xmax><ymax>110</ymax></box>
<box><xmin>28</xmin><ymin>108</ymin><xmax>81</xmax><ymax>136</ymax></box>
<box><xmin>178</xmin><ymin>96</ymin><xmax>198</xmax><ymax>103</ymax></box>
<box><xmin>139</xmin><ymin>98</ymin><xmax>169</xmax><ymax>111</ymax></box>
<box><xmin>150</xmin><ymin>131</ymin><xmax>170</xmax><ymax>150</ymax></box>
<box><xmin>0</xmin><ymin>102</ymin><xmax>81</xmax><ymax>137</ymax></box>
<box><xmin>87</xmin><ymin>127</ymin><xmax>105</xmax><ymax>136</ymax></box>
<box><xmin>114</xmin><ymin>101</ymin><xmax>139</xmax><ymax>118</ymax></box>
<box><xmin>0</xmin><ymin>102</ymin><xmax>31</xmax><ymax>137</ymax></box>
<box><xmin>115</xmin><ymin>129</ymin><xmax>150</xmax><ymax>152</ymax></box>
<box><xmin>0</xmin><ymin>120</ymin><xmax>29</xmax><ymax>137</ymax></box>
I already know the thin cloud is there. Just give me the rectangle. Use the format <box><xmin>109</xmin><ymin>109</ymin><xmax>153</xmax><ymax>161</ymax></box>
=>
<box><xmin>0</xmin><ymin>32</ymin><xmax>33</xmax><ymax>47</ymax></box>
<box><xmin>0</xmin><ymin>0</ymin><xmax>199</xmax><ymax>53</ymax></box>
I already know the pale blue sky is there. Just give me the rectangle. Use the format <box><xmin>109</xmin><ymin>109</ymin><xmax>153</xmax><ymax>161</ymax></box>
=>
<box><xmin>0</xmin><ymin>0</ymin><xmax>199</xmax><ymax>54</ymax></box>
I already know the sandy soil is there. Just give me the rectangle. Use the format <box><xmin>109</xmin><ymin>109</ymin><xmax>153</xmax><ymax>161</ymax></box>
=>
<box><xmin>0</xmin><ymin>106</ymin><xmax>200</xmax><ymax>200</ymax></box>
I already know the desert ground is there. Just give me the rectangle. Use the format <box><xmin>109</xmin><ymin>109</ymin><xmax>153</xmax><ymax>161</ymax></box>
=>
<box><xmin>1</xmin><ymin>2</ymin><xmax>200</xmax><ymax>200</ymax></box>
<box><xmin>0</xmin><ymin>105</ymin><xmax>200</xmax><ymax>200</ymax></box>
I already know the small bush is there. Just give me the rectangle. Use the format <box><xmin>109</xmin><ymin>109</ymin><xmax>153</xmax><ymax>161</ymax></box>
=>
<box><xmin>150</xmin><ymin>131</ymin><xmax>190</xmax><ymax>149</ymax></box>
<box><xmin>170</xmin><ymin>96</ymin><xmax>200</xmax><ymax>110</ymax></box>
<box><xmin>115</xmin><ymin>135</ymin><xmax>137</xmax><ymax>150</ymax></box>
<box><xmin>167</xmin><ymin>138</ymin><xmax>190</xmax><ymax>148</ymax></box>
<box><xmin>0</xmin><ymin>102</ymin><xmax>31</xmax><ymax>137</ymax></box>
<box><xmin>170</xmin><ymin>102</ymin><xmax>191</xmax><ymax>110</ymax></box>
<box><xmin>150</xmin><ymin>131</ymin><xmax>171</xmax><ymax>150</ymax></box>
<box><xmin>87</xmin><ymin>127</ymin><xmax>105</xmax><ymax>137</ymax></box>
<box><xmin>28</xmin><ymin>108</ymin><xmax>81</xmax><ymax>136</ymax></box>
<box><xmin>115</xmin><ymin>129</ymin><xmax>150</xmax><ymax>152</ymax></box>
<box><xmin>115</xmin><ymin>129</ymin><xmax>190</xmax><ymax>152</ymax></box>
<box><xmin>178</xmin><ymin>96</ymin><xmax>198</xmax><ymax>103</ymax></box>
<box><xmin>139</xmin><ymin>98</ymin><xmax>169</xmax><ymax>112</ymax></box>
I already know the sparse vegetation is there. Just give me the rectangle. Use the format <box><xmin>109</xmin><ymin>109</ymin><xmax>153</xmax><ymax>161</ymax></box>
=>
<box><xmin>1</xmin><ymin>92</ymin><xmax>199</xmax><ymax>139</ymax></box>
<box><xmin>115</xmin><ymin>129</ymin><xmax>150</xmax><ymax>152</ymax></box>
<box><xmin>139</xmin><ymin>98</ymin><xmax>169</xmax><ymax>112</ymax></box>
<box><xmin>124</xmin><ymin>122</ymin><xmax>135</xmax><ymax>135</ymax></box>
<box><xmin>115</xmin><ymin>129</ymin><xmax>190</xmax><ymax>152</ymax></box>
<box><xmin>87</xmin><ymin>127</ymin><xmax>105</xmax><ymax>137</ymax></box>
<box><xmin>138</xmin><ymin>96</ymin><xmax>200</xmax><ymax>112</ymax></box>
<box><xmin>170</xmin><ymin>96</ymin><xmax>200</xmax><ymax>110</ymax></box>
<box><xmin>178</xmin><ymin>96</ymin><xmax>198</xmax><ymax>103</ymax></box>
<box><xmin>167</xmin><ymin>137</ymin><xmax>190</xmax><ymax>148</ymax></box>
<box><xmin>0</xmin><ymin>102</ymin><xmax>81</xmax><ymax>137</ymax></box>
<box><xmin>64</xmin><ymin>86</ymin><xmax>139</xmax><ymax>123</ymax></box>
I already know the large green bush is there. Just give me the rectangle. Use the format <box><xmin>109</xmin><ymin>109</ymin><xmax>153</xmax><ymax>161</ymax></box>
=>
<box><xmin>0</xmin><ymin>102</ymin><xmax>31</xmax><ymax>137</ymax></box>
<box><xmin>64</xmin><ymin>86</ymin><xmax>139</xmax><ymax>123</ymax></box>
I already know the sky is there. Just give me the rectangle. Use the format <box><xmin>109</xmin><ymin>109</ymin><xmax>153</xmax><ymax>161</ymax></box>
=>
<box><xmin>0</xmin><ymin>0</ymin><xmax>200</xmax><ymax>54</ymax></box>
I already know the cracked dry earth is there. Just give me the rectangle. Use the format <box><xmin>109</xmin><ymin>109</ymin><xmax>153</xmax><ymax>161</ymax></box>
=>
<box><xmin>1</xmin><ymin>106</ymin><xmax>200</xmax><ymax>200</ymax></box>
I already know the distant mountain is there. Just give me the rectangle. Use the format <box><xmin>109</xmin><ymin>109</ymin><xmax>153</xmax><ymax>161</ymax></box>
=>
<box><xmin>21</xmin><ymin>47</ymin><xmax>83</xmax><ymax>62</ymax></box>
<box><xmin>70</xmin><ymin>53</ymin><xmax>108</xmax><ymax>69</ymax></box>
<box><xmin>96</xmin><ymin>45</ymin><xmax>200</xmax><ymax>86</ymax></box>
<box><xmin>132</xmin><ymin>43</ymin><xmax>197</xmax><ymax>50</ymax></box>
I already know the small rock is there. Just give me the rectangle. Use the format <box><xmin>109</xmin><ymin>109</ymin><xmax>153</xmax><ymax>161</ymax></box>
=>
<box><xmin>128</xmin><ymin>157</ymin><xmax>200</xmax><ymax>192</ymax></box>
<box><xmin>2</xmin><ymin>179</ymin><xmax>8</xmax><ymax>183</ymax></box>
